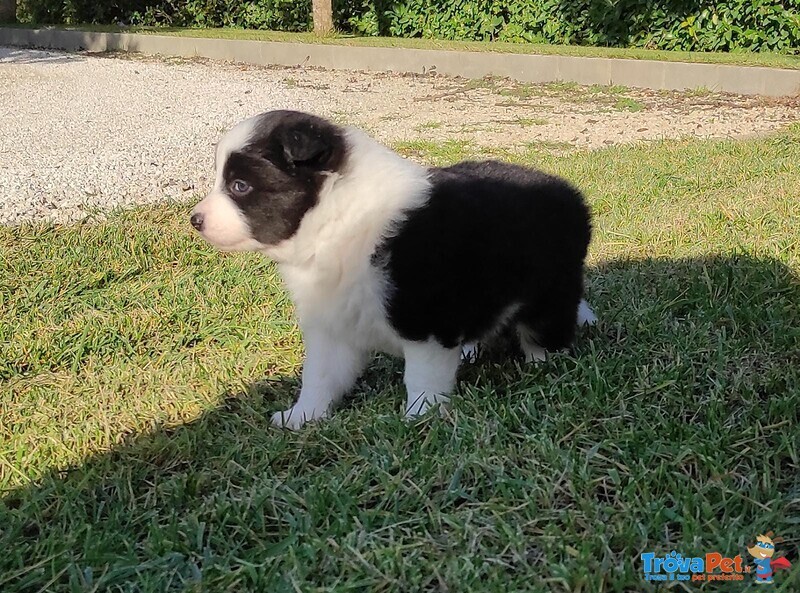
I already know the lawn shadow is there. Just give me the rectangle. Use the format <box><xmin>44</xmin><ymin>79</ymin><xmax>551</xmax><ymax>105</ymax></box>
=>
<box><xmin>1</xmin><ymin>253</ymin><xmax>799</xmax><ymax>591</ymax></box>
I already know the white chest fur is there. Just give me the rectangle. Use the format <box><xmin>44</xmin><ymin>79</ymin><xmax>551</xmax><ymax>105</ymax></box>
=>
<box><xmin>263</xmin><ymin>128</ymin><xmax>431</xmax><ymax>356</ymax></box>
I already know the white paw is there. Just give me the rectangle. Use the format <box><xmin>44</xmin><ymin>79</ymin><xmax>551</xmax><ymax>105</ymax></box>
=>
<box><xmin>404</xmin><ymin>393</ymin><xmax>450</xmax><ymax>419</ymax></box>
<box><xmin>577</xmin><ymin>299</ymin><xmax>597</xmax><ymax>326</ymax></box>
<box><xmin>271</xmin><ymin>404</ymin><xmax>328</xmax><ymax>430</ymax></box>
<box><xmin>460</xmin><ymin>342</ymin><xmax>480</xmax><ymax>363</ymax></box>
<box><xmin>523</xmin><ymin>343</ymin><xmax>547</xmax><ymax>363</ymax></box>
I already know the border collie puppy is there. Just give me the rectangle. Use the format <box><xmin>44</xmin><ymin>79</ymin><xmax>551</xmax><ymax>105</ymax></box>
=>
<box><xmin>191</xmin><ymin>110</ymin><xmax>595</xmax><ymax>429</ymax></box>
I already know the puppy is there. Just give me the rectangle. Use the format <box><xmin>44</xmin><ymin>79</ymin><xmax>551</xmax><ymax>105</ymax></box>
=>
<box><xmin>191</xmin><ymin>110</ymin><xmax>594</xmax><ymax>429</ymax></box>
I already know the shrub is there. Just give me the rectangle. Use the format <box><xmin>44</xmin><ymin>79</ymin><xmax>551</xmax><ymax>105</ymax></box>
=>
<box><xmin>15</xmin><ymin>0</ymin><xmax>800</xmax><ymax>54</ymax></box>
<box><xmin>381</xmin><ymin>1</ymin><xmax>800</xmax><ymax>53</ymax></box>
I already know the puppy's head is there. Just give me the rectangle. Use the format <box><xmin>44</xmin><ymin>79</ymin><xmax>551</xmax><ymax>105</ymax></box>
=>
<box><xmin>190</xmin><ymin>110</ymin><xmax>346</xmax><ymax>251</ymax></box>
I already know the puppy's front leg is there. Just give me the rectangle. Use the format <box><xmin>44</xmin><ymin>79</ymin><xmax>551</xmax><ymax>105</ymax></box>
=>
<box><xmin>272</xmin><ymin>330</ymin><xmax>367</xmax><ymax>430</ymax></box>
<box><xmin>403</xmin><ymin>339</ymin><xmax>461</xmax><ymax>418</ymax></box>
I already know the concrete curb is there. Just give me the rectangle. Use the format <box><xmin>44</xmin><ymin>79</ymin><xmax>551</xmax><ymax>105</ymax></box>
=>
<box><xmin>2</xmin><ymin>27</ymin><xmax>800</xmax><ymax>97</ymax></box>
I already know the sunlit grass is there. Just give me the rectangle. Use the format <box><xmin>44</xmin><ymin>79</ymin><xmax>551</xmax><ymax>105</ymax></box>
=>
<box><xmin>1</xmin><ymin>125</ymin><xmax>799</xmax><ymax>591</ymax></box>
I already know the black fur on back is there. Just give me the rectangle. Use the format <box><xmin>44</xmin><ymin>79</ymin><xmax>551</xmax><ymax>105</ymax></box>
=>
<box><xmin>377</xmin><ymin>160</ymin><xmax>592</xmax><ymax>350</ymax></box>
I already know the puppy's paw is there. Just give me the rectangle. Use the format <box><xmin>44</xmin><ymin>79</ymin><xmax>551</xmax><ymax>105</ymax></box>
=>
<box><xmin>404</xmin><ymin>393</ymin><xmax>450</xmax><ymax>420</ymax></box>
<box><xmin>271</xmin><ymin>405</ymin><xmax>327</xmax><ymax>430</ymax></box>
<box><xmin>578</xmin><ymin>299</ymin><xmax>597</xmax><ymax>326</ymax></box>
<box><xmin>522</xmin><ymin>342</ymin><xmax>547</xmax><ymax>363</ymax></box>
<box><xmin>460</xmin><ymin>342</ymin><xmax>480</xmax><ymax>364</ymax></box>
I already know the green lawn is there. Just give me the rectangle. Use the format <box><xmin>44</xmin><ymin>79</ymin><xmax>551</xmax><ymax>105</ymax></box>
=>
<box><xmin>9</xmin><ymin>24</ymin><xmax>800</xmax><ymax>70</ymax></box>
<box><xmin>1</xmin><ymin>127</ymin><xmax>800</xmax><ymax>591</ymax></box>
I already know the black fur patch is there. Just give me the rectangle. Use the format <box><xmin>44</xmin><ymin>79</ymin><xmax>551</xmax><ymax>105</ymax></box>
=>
<box><xmin>377</xmin><ymin>160</ymin><xmax>591</xmax><ymax>350</ymax></box>
<box><xmin>222</xmin><ymin>110</ymin><xmax>347</xmax><ymax>246</ymax></box>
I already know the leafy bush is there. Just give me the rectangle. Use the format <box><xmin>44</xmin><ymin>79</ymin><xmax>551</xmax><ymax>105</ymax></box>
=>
<box><xmin>126</xmin><ymin>0</ymin><xmax>312</xmax><ymax>30</ymax></box>
<box><xmin>382</xmin><ymin>1</ymin><xmax>800</xmax><ymax>52</ymax></box>
<box><xmin>16</xmin><ymin>0</ymin><xmax>312</xmax><ymax>29</ymax></box>
<box><xmin>17</xmin><ymin>0</ymin><xmax>150</xmax><ymax>25</ymax></box>
<box><xmin>16</xmin><ymin>0</ymin><xmax>800</xmax><ymax>53</ymax></box>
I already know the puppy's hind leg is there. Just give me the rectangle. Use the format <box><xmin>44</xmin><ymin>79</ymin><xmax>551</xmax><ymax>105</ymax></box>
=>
<box><xmin>515</xmin><ymin>296</ymin><xmax>578</xmax><ymax>363</ymax></box>
<box><xmin>403</xmin><ymin>339</ymin><xmax>462</xmax><ymax>418</ymax></box>
<box><xmin>577</xmin><ymin>298</ymin><xmax>597</xmax><ymax>326</ymax></box>
<box><xmin>516</xmin><ymin>324</ymin><xmax>547</xmax><ymax>363</ymax></box>
<box><xmin>460</xmin><ymin>341</ymin><xmax>480</xmax><ymax>364</ymax></box>
<box><xmin>517</xmin><ymin>299</ymin><xmax>594</xmax><ymax>362</ymax></box>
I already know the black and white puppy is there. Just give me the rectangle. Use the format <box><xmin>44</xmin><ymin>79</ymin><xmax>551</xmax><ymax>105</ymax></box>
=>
<box><xmin>191</xmin><ymin>110</ymin><xmax>595</xmax><ymax>429</ymax></box>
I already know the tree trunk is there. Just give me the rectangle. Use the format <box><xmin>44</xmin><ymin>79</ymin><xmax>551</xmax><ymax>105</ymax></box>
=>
<box><xmin>312</xmin><ymin>0</ymin><xmax>333</xmax><ymax>36</ymax></box>
<box><xmin>0</xmin><ymin>0</ymin><xmax>16</xmax><ymax>24</ymax></box>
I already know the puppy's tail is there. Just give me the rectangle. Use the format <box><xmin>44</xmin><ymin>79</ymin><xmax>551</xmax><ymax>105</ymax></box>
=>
<box><xmin>578</xmin><ymin>299</ymin><xmax>597</xmax><ymax>326</ymax></box>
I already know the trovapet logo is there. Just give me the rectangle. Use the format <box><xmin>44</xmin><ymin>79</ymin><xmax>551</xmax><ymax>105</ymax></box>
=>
<box><xmin>640</xmin><ymin>551</ymin><xmax>748</xmax><ymax>582</ymax></box>
<box><xmin>640</xmin><ymin>531</ymin><xmax>793</xmax><ymax>585</ymax></box>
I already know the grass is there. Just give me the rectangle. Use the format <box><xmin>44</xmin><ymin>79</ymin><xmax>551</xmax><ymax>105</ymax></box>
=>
<box><xmin>525</xmin><ymin>140</ymin><xmax>575</xmax><ymax>153</ymax></box>
<box><xmin>395</xmin><ymin>139</ymin><xmax>484</xmax><ymax>163</ymax></box>
<box><xmin>11</xmin><ymin>24</ymin><xmax>800</xmax><ymax>70</ymax></box>
<box><xmin>614</xmin><ymin>97</ymin><xmax>645</xmax><ymax>112</ymax></box>
<box><xmin>588</xmin><ymin>84</ymin><xmax>630</xmax><ymax>95</ymax></box>
<box><xmin>414</xmin><ymin>121</ymin><xmax>443</xmax><ymax>131</ymax></box>
<box><xmin>513</xmin><ymin>117</ymin><xmax>549</xmax><ymax>127</ymax></box>
<box><xmin>498</xmin><ymin>83</ymin><xmax>545</xmax><ymax>100</ymax></box>
<box><xmin>2</xmin><ymin>125</ymin><xmax>800</xmax><ymax>591</ymax></box>
<box><xmin>491</xmin><ymin>80</ymin><xmax>648</xmax><ymax>113</ymax></box>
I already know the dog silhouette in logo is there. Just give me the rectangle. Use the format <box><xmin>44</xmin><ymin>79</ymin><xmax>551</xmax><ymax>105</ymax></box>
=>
<box><xmin>747</xmin><ymin>533</ymin><xmax>792</xmax><ymax>584</ymax></box>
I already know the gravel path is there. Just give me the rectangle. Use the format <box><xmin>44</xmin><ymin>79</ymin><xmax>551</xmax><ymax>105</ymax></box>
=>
<box><xmin>2</xmin><ymin>46</ymin><xmax>799</xmax><ymax>225</ymax></box>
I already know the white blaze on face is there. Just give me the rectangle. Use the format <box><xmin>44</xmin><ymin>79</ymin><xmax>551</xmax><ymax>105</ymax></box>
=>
<box><xmin>191</xmin><ymin>116</ymin><xmax>264</xmax><ymax>251</ymax></box>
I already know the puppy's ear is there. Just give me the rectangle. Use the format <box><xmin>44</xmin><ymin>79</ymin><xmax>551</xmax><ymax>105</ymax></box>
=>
<box><xmin>279</xmin><ymin>121</ymin><xmax>334</xmax><ymax>170</ymax></box>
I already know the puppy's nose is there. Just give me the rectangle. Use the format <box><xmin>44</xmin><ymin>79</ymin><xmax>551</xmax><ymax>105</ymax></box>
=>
<box><xmin>190</xmin><ymin>212</ymin><xmax>204</xmax><ymax>231</ymax></box>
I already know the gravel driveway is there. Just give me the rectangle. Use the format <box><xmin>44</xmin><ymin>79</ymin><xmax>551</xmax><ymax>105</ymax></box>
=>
<box><xmin>2</xmin><ymin>46</ymin><xmax>799</xmax><ymax>226</ymax></box>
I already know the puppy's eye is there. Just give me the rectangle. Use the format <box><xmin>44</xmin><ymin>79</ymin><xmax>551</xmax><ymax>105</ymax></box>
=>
<box><xmin>231</xmin><ymin>179</ymin><xmax>251</xmax><ymax>196</ymax></box>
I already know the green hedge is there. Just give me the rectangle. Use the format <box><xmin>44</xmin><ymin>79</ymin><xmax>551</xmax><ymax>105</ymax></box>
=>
<box><xmin>17</xmin><ymin>1</ymin><xmax>800</xmax><ymax>53</ymax></box>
